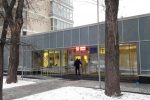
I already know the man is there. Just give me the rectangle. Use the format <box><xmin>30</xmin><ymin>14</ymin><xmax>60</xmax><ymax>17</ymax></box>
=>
<box><xmin>74</xmin><ymin>58</ymin><xmax>82</xmax><ymax>75</ymax></box>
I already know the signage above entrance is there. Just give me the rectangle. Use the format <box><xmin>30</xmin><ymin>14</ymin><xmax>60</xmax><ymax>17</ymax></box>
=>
<box><xmin>75</xmin><ymin>46</ymin><xmax>86</xmax><ymax>51</ymax></box>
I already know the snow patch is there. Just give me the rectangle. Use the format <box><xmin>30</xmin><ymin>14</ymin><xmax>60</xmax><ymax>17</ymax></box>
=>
<box><xmin>14</xmin><ymin>86</ymin><xmax>150</xmax><ymax>100</ymax></box>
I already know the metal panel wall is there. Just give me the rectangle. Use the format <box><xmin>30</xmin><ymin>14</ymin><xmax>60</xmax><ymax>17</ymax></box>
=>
<box><xmin>57</xmin><ymin>31</ymin><xmax>64</xmax><ymax>48</ymax></box>
<box><xmin>118</xmin><ymin>21</ymin><xmax>123</xmax><ymax>42</ymax></box>
<box><xmin>64</xmin><ymin>30</ymin><xmax>71</xmax><ymax>47</ymax></box>
<box><xmin>123</xmin><ymin>18</ymin><xmax>138</xmax><ymax>42</ymax></box>
<box><xmin>23</xmin><ymin>50</ymin><xmax>32</xmax><ymax>69</ymax></box>
<box><xmin>30</xmin><ymin>36</ymin><xmax>34</xmax><ymax>47</ymax></box>
<box><xmin>72</xmin><ymin>29</ymin><xmax>79</xmax><ymax>46</ymax></box>
<box><xmin>139</xmin><ymin>16</ymin><xmax>150</xmax><ymax>40</ymax></box>
<box><xmin>4</xmin><ymin>46</ymin><xmax>9</xmax><ymax>70</ymax></box>
<box><xmin>31</xmin><ymin>36</ymin><xmax>38</xmax><ymax>48</ymax></box>
<box><xmin>37</xmin><ymin>34</ymin><xmax>44</xmax><ymax>50</ymax></box>
<box><xmin>80</xmin><ymin>26</ymin><xmax>89</xmax><ymax>45</ymax></box>
<box><xmin>140</xmin><ymin>41</ymin><xmax>150</xmax><ymax>70</ymax></box>
<box><xmin>19</xmin><ymin>47</ymin><xmax>23</xmax><ymax>67</ymax></box>
<box><xmin>89</xmin><ymin>25</ymin><xmax>98</xmax><ymax>45</ymax></box>
<box><xmin>99</xmin><ymin>24</ymin><xmax>105</xmax><ymax>44</ymax></box>
<box><xmin>20</xmin><ymin>37</ymin><xmax>27</xmax><ymax>50</ymax></box>
<box><xmin>50</xmin><ymin>32</ymin><xmax>56</xmax><ymax>48</ymax></box>
<box><xmin>43</xmin><ymin>33</ymin><xmax>50</xmax><ymax>49</ymax></box>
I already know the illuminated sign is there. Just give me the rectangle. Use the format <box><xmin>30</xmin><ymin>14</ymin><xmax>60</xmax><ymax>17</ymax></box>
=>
<box><xmin>80</xmin><ymin>47</ymin><xmax>86</xmax><ymax>51</ymax></box>
<box><xmin>76</xmin><ymin>47</ymin><xmax>80</xmax><ymax>51</ymax></box>
<box><xmin>75</xmin><ymin>46</ymin><xmax>86</xmax><ymax>51</ymax></box>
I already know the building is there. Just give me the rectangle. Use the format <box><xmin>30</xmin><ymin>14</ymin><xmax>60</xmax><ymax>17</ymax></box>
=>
<box><xmin>0</xmin><ymin>0</ymin><xmax>73</xmax><ymax>35</ymax></box>
<box><xmin>3</xmin><ymin>13</ymin><xmax>150</xmax><ymax>82</ymax></box>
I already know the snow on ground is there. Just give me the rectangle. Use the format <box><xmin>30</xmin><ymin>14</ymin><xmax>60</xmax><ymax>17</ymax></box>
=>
<box><xmin>3</xmin><ymin>78</ymin><xmax>35</xmax><ymax>89</ymax></box>
<box><xmin>14</xmin><ymin>86</ymin><xmax>150</xmax><ymax>100</ymax></box>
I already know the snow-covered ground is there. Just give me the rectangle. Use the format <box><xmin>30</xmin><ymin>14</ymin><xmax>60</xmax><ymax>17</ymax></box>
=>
<box><xmin>3</xmin><ymin>76</ymin><xmax>150</xmax><ymax>100</ymax></box>
<box><xmin>3</xmin><ymin>78</ymin><xmax>35</xmax><ymax>89</ymax></box>
<box><xmin>14</xmin><ymin>86</ymin><xmax>150</xmax><ymax>100</ymax></box>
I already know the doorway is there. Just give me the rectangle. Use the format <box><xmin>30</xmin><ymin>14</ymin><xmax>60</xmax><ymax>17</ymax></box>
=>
<box><xmin>75</xmin><ymin>55</ymin><xmax>88</xmax><ymax>75</ymax></box>
<box><xmin>119</xmin><ymin>43</ymin><xmax>138</xmax><ymax>76</ymax></box>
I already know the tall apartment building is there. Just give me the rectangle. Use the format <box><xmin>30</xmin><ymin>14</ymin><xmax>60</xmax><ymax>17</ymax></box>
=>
<box><xmin>0</xmin><ymin>0</ymin><xmax>73</xmax><ymax>35</ymax></box>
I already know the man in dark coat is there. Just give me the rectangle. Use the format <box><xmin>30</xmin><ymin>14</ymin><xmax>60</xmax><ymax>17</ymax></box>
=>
<box><xmin>74</xmin><ymin>58</ymin><xmax>82</xmax><ymax>75</ymax></box>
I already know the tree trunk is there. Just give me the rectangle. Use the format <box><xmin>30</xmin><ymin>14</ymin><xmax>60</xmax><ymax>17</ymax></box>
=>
<box><xmin>105</xmin><ymin>0</ymin><xmax>121</xmax><ymax>96</ymax></box>
<box><xmin>6</xmin><ymin>21</ymin><xmax>22</xmax><ymax>83</ymax></box>
<box><xmin>6</xmin><ymin>0</ymin><xmax>24</xmax><ymax>83</ymax></box>
<box><xmin>6</xmin><ymin>29</ymin><xmax>20</xmax><ymax>83</ymax></box>
<box><xmin>0</xmin><ymin>19</ymin><xmax>9</xmax><ymax>100</ymax></box>
<box><xmin>0</xmin><ymin>45</ymin><xmax>4</xmax><ymax>100</ymax></box>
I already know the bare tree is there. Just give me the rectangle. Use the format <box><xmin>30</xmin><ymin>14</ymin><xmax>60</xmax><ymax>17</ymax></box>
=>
<box><xmin>0</xmin><ymin>0</ymin><xmax>51</xmax><ymax>98</ymax></box>
<box><xmin>105</xmin><ymin>0</ymin><xmax>121</xmax><ymax>96</ymax></box>
<box><xmin>0</xmin><ymin>0</ymin><xmax>24</xmax><ymax>99</ymax></box>
<box><xmin>0</xmin><ymin>0</ymin><xmax>17</xmax><ymax>99</ymax></box>
<box><xmin>6</xmin><ymin>0</ymin><xmax>24</xmax><ymax>84</ymax></box>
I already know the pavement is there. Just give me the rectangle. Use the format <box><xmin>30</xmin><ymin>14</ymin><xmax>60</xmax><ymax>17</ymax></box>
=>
<box><xmin>3</xmin><ymin>76</ymin><xmax>150</xmax><ymax>100</ymax></box>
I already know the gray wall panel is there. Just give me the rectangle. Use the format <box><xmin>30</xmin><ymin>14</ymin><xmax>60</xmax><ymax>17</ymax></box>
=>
<box><xmin>50</xmin><ymin>32</ymin><xmax>56</xmax><ymax>48</ymax></box>
<box><xmin>99</xmin><ymin>24</ymin><xmax>105</xmax><ymax>44</ymax></box>
<box><xmin>139</xmin><ymin>16</ymin><xmax>150</xmax><ymax>40</ymax></box>
<box><xmin>72</xmin><ymin>29</ymin><xmax>79</xmax><ymax>46</ymax></box>
<box><xmin>118</xmin><ymin>21</ymin><xmax>123</xmax><ymax>42</ymax></box>
<box><xmin>43</xmin><ymin>34</ymin><xmax>50</xmax><ymax>49</ymax></box>
<box><xmin>22</xmin><ymin>37</ymin><xmax>30</xmax><ymax>50</ymax></box>
<box><xmin>80</xmin><ymin>26</ymin><xmax>89</xmax><ymax>45</ymax></box>
<box><xmin>89</xmin><ymin>25</ymin><xmax>98</xmax><ymax>45</ymax></box>
<box><xmin>24</xmin><ymin>51</ymin><xmax>32</xmax><ymax>68</ymax></box>
<box><xmin>64</xmin><ymin>30</ymin><xmax>71</xmax><ymax>47</ymax></box>
<box><xmin>36</xmin><ymin>35</ymin><xmax>44</xmax><ymax>50</ymax></box>
<box><xmin>123</xmin><ymin>18</ymin><xmax>138</xmax><ymax>42</ymax></box>
<box><xmin>57</xmin><ymin>31</ymin><xmax>63</xmax><ymax>48</ymax></box>
<box><xmin>140</xmin><ymin>41</ymin><xmax>150</xmax><ymax>70</ymax></box>
<box><xmin>4</xmin><ymin>47</ymin><xmax>9</xmax><ymax>70</ymax></box>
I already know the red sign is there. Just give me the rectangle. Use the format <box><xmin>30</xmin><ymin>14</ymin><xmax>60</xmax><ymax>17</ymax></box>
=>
<box><xmin>75</xmin><ymin>46</ymin><xmax>86</xmax><ymax>51</ymax></box>
<box><xmin>80</xmin><ymin>47</ymin><xmax>86</xmax><ymax>51</ymax></box>
<box><xmin>76</xmin><ymin>47</ymin><xmax>80</xmax><ymax>51</ymax></box>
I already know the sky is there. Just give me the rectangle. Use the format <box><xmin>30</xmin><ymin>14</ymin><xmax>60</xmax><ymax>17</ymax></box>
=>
<box><xmin>73</xmin><ymin>0</ymin><xmax>150</xmax><ymax>26</ymax></box>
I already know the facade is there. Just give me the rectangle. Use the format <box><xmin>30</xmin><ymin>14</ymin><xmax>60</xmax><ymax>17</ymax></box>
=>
<box><xmin>3</xmin><ymin>13</ymin><xmax>150</xmax><ymax>80</ymax></box>
<box><xmin>0</xmin><ymin>0</ymin><xmax>73</xmax><ymax>35</ymax></box>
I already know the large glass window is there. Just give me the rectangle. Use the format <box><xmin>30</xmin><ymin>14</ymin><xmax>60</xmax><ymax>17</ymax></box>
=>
<box><xmin>49</xmin><ymin>50</ymin><xmax>54</xmax><ymax>66</ymax></box>
<box><xmin>119</xmin><ymin>44</ymin><xmax>137</xmax><ymax>75</ymax></box>
<box><xmin>54</xmin><ymin>18</ymin><xmax>57</xmax><ymax>30</ymax></box>
<box><xmin>32</xmin><ymin>51</ymin><xmax>44</xmax><ymax>68</ymax></box>
<box><xmin>43</xmin><ymin>50</ymin><xmax>49</xmax><ymax>68</ymax></box>
<box><xmin>52</xmin><ymin>2</ymin><xmax>72</xmax><ymax>21</ymax></box>
<box><xmin>54</xmin><ymin>50</ymin><xmax>60</xmax><ymax>66</ymax></box>
<box><xmin>61</xmin><ymin>49</ymin><xmax>68</xmax><ymax>66</ymax></box>
<box><xmin>88</xmin><ymin>44</ymin><xmax>138</xmax><ymax>76</ymax></box>
<box><xmin>50</xmin><ymin>18</ymin><xmax>53</xmax><ymax>30</ymax></box>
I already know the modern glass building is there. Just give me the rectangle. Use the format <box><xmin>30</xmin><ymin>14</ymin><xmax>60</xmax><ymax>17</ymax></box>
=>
<box><xmin>0</xmin><ymin>0</ymin><xmax>73</xmax><ymax>36</ymax></box>
<box><xmin>50</xmin><ymin>0</ymin><xmax>73</xmax><ymax>30</ymax></box>
<box><xmin>24</xmin><ymin>0</ymin><xmax>73</xmax><ymax>35</ymax></box>
<box><xmin>3</xmin><ymin>13</ymin><xmax>150</xmax><ymax>81</ymax></box>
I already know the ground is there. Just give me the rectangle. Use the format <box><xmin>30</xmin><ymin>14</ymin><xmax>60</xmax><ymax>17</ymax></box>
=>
<box><xmin>3</xmin><ymin>76</ymin><xmax>150</xmax><ymax>100</ymax></box>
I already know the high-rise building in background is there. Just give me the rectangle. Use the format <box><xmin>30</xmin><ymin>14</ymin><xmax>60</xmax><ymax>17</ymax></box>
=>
<box><xmin>0</xmin><ymin>0</ymin><xmax>73</xmax><ymax>36</ymax></box>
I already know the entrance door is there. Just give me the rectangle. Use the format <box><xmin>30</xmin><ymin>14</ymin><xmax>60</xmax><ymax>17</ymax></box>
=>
<box><xmin>119</xmin><ymin>44</ymin><xmax>137</xmax><ymax>75</ymax></box>
<box><xmin>75</xmin><ymin>55</ymin><xmax>88</xmax><ymax>75</ymax></box>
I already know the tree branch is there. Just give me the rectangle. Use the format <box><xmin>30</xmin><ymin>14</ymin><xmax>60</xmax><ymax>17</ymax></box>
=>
<box><xmin>0</xmin><ymin>12</ymin><xmax>4</xmax><ymax>19</ymax></box>
<box><xmin>15</xmin><ymin>0</ymin><xmax>24</xmax><ymax>19</ymax></box>
<box><xmin>2</xmin><ymin>0</ymin><xmax>9</xmax><ymax>11</ymax></box>
<box><xmin>9</xmin><ymin>0</ymin><xmax>17</xmax><ymax>11</ymax></box>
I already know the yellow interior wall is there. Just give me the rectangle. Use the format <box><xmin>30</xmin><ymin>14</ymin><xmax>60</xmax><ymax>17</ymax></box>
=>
<box><xmin>43</xmin><ymin>51</ymin><xmax>48</xmax><ymax>68</ymax></box>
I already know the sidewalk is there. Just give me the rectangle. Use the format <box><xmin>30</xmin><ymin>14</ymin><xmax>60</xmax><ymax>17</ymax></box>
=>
<box><xmin>3</xmin><ymin>76</ymin><xmax>150</xmax><ymax>100</ymax></box>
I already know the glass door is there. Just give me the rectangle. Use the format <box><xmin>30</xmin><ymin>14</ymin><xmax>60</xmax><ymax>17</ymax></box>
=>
<box><xmin>119</xmin><ymin>43</ymin><xmax>137</xmax><ymax>75</ymax></box>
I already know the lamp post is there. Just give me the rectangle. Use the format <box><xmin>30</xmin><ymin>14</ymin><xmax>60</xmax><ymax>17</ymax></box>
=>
<box><xmin>97</xmin><ymin>0</ymin><xmax>101</xmax><ymax>89</ymax></box>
